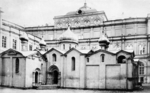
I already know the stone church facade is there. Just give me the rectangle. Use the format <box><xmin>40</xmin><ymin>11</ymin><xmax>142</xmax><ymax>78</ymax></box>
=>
<box><xmin>0</xmin><ymin>28</ymin><xmax>138</xmax><ymax>89</ymax></box>
<box><xmin>0</xmin><ymin>2</ymin><xmax>150</xmax><ymax>89</ymax></box>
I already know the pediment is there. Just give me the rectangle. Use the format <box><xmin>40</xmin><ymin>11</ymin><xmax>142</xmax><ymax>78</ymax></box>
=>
<box><xmin>0</xmin><ymin>49</ymin><xmax>22</xmax><ymax>57</ymax></box>
<box><xmin>8</xmin><ymin>50</ymin><xmax>17</xmax><ymax>55</ymax></box>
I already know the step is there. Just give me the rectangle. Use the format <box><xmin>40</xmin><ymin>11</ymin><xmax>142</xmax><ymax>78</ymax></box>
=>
<box><xmin>35</xmin><ymin>85</ymin><xmax>59</xmax><ymax>90</ymax></box>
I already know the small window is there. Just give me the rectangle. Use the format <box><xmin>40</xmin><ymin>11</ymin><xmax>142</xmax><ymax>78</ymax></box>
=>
<box><xmin>15</xmin><ymin>58</ymin><xmax>19</xmax><ymax>73</ymax></box>
<box><xmin>87</xmin><ymin>58</ymin><xmax>89</xmax><ymax>62</ymax></box>
<box><xmin>12</xmin><ymin>39</ymin><xmax>17</xmax><ymax>49</ymax></box>
<box><xmin>52</xmin><ymin>54</ymin><xmax>57</xmax><ymax>62</ymax></box>
<box><xmin>101</xmin><ymin>54</ymin><xmax>105</xmax><ymax>62</ymax></box>
<box><xmin>2</xmin><ymin>36</ymin><xmax>7</xmax><ymax>48</ymax></box>
<box><xmin>139</xmin><ymin>62</ymin><xmax>144</xmax><ymax>75</ymax></box>
<box><xmin>72</xmin><ymin>57</ymin><xmax>75</xmax><ymax>71</ymax></box>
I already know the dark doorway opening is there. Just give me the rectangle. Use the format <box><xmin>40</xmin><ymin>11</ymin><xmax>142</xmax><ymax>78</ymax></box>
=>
<box><xmin>48</xmin><ymin>65</ymin><xmax>59</xmax><ymax>84</ymax></box>
<box><xmin>35</xmin><ymin>71</ymin><xmax>38</xmax><ymax>83</ymax></box>
<box><xmin>53</xmin><ymin>70</ymin><xmax>58</xmax><ymax>84</ymax></box>
<box><xmin>117</xmin><ymin>55</ymin><xmax>126</xmax><ymax>63</ymax></box>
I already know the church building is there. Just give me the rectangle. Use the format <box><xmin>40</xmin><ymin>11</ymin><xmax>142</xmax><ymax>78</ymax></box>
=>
<box><xmin>0</xmin><ymin>25</ymin><xmax>139</xmax><ymax>90</ymax></box>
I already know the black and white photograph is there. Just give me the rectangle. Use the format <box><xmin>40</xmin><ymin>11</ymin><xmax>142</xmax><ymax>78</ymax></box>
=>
<box><xmin>0</xmin><ymin>0</ymin><xmax>150</xmax><ymax>93</ymax></box>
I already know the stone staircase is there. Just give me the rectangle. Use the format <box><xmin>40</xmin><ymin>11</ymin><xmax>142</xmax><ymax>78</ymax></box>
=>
<box><xmin>34</xmin><ymin>84</ymin><xmax>59</xmax><ymax>90</ymax></box>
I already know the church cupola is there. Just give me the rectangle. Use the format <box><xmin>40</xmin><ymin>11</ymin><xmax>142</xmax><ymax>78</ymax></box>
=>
<box><xmin>58</xmin><ymin>25</ymin><xmax>78</xmax><ymax>51</ymax></box>
<box><xmin>98</xmin><ymin>31</ymin><xmax>110</xmax><ymax>50</ymax></box>
<box><xmin>39</xmin><ymin>37</ymin><xmax>46</xmax><ymax>51</ymax></box>
<box><xmin>20</xmin><ymin>32</ymin><xmax>29</xmax><ymax>51</ymax></box>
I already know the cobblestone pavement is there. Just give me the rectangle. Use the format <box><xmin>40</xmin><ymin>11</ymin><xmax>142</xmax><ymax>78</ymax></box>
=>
<box><xmin>0</xmin><ymin>84</ymin><xmax>150</xmax><ymax>93</ymax></box>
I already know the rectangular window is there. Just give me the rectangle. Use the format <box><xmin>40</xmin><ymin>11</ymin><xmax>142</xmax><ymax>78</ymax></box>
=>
<box><xmin>29</xmin><ymin>45</ymin><xmax>32</xmax><ymax>51</ymax></box>
<box><xmin>15</xmin><ymin>58</ymin><xmax>19</xmax><ymax>74</ymax></box>
<box><xmin>2</xmin><ymin>36</ymin><xmax>7</xmax><ymax>48</ymax></box>
<box><xmin>12</xmin><ymin>39</ymin><xmax>17</xmax><ymax>49</ymax></box>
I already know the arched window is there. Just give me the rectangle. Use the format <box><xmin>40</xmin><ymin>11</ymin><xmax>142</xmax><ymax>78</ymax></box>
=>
<box><xmin>52</xmin><ymin>54</ymin><xmax>57</xmax><ymax>62</ymax></box>
<box><xmin>72</xmin><ymin>57</ymin><xmax>75</xmax><ymax>71</ymax></box>
<box><xmin>117</xmin><ymin>55</ymin><xmax>126</xmax><ymax>63</ymax></box>
<box><xmin>139</xmin><ymin>62</ymin><xmax>144</xmax><ymax>75</ymax></box>
<box><xmin>15</xmin><ymin>58</ymin><xmax>19</xmax><ymax>73</ymax></box>
<box><xmin>63</xmin><ymin>44</ymin><xmax>65</xmax><ymax>50</ymax></box>
<box><xmin>101</xmin><ymin>54</ymin><xmax>105</xmax><ymax>62</ymax></box>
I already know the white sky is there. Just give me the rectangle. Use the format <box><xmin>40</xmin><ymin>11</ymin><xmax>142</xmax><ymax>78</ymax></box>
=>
<box><xmin>1</xmin><ymin>0</ymin><xmax>150</xmax><ymax>27</ymax></box>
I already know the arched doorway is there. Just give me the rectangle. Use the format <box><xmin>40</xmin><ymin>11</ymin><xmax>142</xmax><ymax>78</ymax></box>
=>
<box><xmin>117</xmin><ymin>55</ymin><xmax>126</xmax><ymax>63</ymax></box>
<box><xmin>35</xmin><ymin>71</ymin><xmax>38</xmax><ymax>83</ymax></box>
<box><xmin>33</xmin><ymin>68</ymin><xmax>41</xmax><ymax>84</ymax></box>
<box><xmin>47</xmin><ymin>65</ymin><xmax>59</xmax><ymax>85</ymax></box>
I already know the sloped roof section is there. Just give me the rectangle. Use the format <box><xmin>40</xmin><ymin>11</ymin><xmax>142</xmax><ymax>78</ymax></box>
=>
<box><xmin>44</xmin><ymin>48</ymin><xmax>66</xmax><ymax>55</ymax></box>
<box><xmin>64</xmin><ymin>48</ymin><xmax>92</xmax><ymax>55</ymax></box>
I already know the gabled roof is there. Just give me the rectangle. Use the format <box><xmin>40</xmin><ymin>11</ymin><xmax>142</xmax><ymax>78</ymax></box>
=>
<box><xmin>86</xmin><ymin>49</ymin><xmax>116</xmax><ymax>57</ymax></box>
<box><xmin>86</xmin><ymin>49</ymin><xmax>134</xmax><ymax>57</ymax></box>
<box><xmin>44</xmin><ymin>48</ymin><xmax>65</xmax><ymax>55</ymax></box>
<box><xmin>64</xmin><ymin>48</ymin><xmax>92</xmax><ymax>55</ymax></box>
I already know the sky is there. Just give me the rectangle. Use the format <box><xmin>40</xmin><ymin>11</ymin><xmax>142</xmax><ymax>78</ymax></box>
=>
<box><xmin>1</xmin><ymin>0</ymin><xmax>150</xmax><ymax>27</ymax></box>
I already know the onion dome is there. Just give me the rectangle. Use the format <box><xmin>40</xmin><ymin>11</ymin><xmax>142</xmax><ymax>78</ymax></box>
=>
<box><xmin>59</xmin><ymin>26</ymin><xmax>78</xmax><ymax>43</ymax></box>
<box><xmin>39</xmin><ymin>37</ymin><xmax>46</xmax><ymax>46</ymax></box>
<box><xmin>20</xmin><ymin>32</ymin><xmax>29</xmax><ymax>41</ymax></box>
<box><xmin>98</xmin><ymin>31</ymin><xmax>110</xmax><ymax>49</ymax></box>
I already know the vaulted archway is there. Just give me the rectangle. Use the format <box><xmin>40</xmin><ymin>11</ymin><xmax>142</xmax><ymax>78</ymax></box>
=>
<box><xmin>47</xmin><ymin>65</ymin><xmax>60</xmax><ymax>85</ymax></box>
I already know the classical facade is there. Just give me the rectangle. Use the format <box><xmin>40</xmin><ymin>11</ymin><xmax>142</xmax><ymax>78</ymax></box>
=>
<box><xmin>0</xmin><ymin>11</ymin><xmax>41</xmax><ymax>53</ymax></box>
<box><xmin>25</xmin><ymin>3</ymin><xmax>150</xmax><ymax>83</ymax></box>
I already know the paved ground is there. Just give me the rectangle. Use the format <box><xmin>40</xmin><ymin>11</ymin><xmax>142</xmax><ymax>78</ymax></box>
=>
<box><xmin>0</xmin><ymin>84</ymin><xmax>150</xmax><ymax>93</ymax></box>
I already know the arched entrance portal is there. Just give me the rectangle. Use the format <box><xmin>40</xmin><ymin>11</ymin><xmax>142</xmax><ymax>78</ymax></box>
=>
<box><xmin>117</xmin><ymin>55</ymin><xmax>126</xmax><ymax>63</ymax></box>
<box><xmin>47</xmin><ymin>65</ymin><xmax>59</xmax><ymax>85</ymax></box>
<box><xmin>33</xmin><ymin>68</ymin><xmax>41</xmax><ymax>85</ymax></box>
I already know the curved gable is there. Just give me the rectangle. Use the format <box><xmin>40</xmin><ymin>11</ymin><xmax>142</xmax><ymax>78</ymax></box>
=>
<box><xmin>0</xmin><ymin>48</ymin><xmax>24</xmax><ymax>57</ymax></box>
<box><xmin>116</xmin><ymin>50</ymin><xmax>134</xmax><ymax>59</ymax></box>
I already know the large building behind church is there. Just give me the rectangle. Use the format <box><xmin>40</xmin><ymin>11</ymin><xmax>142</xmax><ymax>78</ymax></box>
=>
<box><xmin>25</xmin><ymin>3</ymin><xmax>150</xmax><ymax>83</ymax></box>
<box><xmin>0</xmin><ymin>2</ymin><xmax>149</xmax><ymax>89</ymax></box>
